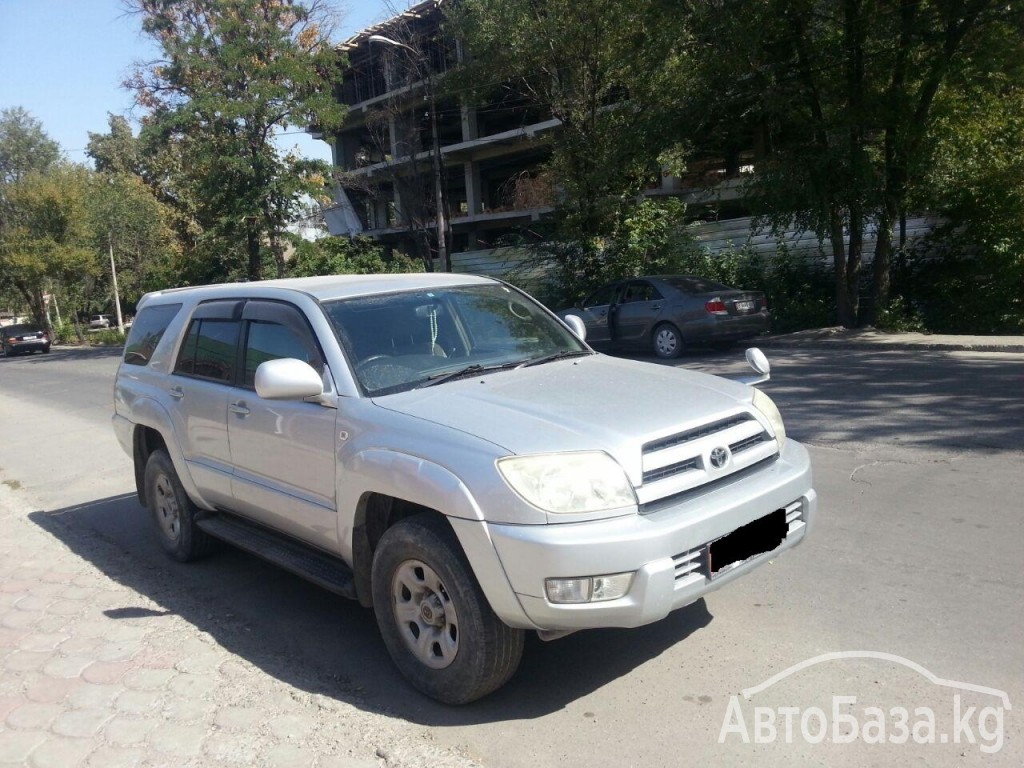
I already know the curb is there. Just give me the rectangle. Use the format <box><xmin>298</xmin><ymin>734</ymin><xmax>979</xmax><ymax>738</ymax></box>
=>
<box><xmin>755</xmin><ymin>333</ymin><xmax>1024</xmax><ymax>353</ymax></box>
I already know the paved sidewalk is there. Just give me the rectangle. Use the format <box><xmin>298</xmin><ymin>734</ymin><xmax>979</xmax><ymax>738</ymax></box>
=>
<box><xmin>0</xmin><ymin>485</ymin><xmax>476</xmax><ymax>768</ymax></box>
<box><xmin>758</xmin><ymin>327</ymin><xmax>1024</xmax><ymax>352</ymax></box>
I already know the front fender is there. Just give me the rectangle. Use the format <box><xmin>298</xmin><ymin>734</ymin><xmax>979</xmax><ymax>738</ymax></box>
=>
<box><xmin>339</xmin><ymin>448</ymin><xmax>534</xmax><ymax>628</ymax></box>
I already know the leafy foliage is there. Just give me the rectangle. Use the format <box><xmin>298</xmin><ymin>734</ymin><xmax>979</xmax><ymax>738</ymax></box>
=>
<box><xmin>449</xmin><ymin>0</ymin><xmax>689</xmax><ymax>240</ymax></box>
<box><xmin>0</xmin><ymin>107</ymin><xmax>61</xmax><ymax>185</ymax></box>
<box><xmin>125</xmin><ymin>0</ymin><xmax>347</xmax><ymax>281</ymax></box>
<box><xmin>288</xmin><ymin>236</ymin><xmax>422</xmax><ymax>277</ymax></box>
<box><xmin>0</xmin><ymin>164</ymin><xmax>99</xmax><ymax>325</ymax></box>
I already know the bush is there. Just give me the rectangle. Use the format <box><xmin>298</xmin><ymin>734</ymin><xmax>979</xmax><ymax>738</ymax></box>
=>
<box><xmin>51</xmin><ymin>321</ymin><xmax>79</xmax><ymax>345</ymax></box>
<box><xmin>288</xmin><ymin>236</ymin><xmax>422</xmax><ymax>277</ymax></box>
<box><xmin>90</xmin><ymin>328</ymin><xmax>127</xmax><ymax>346</ymax></box>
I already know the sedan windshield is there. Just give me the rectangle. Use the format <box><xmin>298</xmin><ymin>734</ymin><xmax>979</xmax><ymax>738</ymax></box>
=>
<box><xmin>324</xmin><ymin>284</ymin><xmax>589</xmax><ymax>396</ymax></box>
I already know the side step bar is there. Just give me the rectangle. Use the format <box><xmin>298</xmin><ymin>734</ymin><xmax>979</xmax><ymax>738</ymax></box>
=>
<box><xmin>196</xmin><ymin>514</ymin><xmax>357</xmax><ymax>600</ymax></box>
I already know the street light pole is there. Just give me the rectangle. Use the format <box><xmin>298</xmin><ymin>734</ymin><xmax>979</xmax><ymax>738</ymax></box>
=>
<box><xmin>368</xmin><ymin>34</ymin><xmax>451</xmax><ymax>272</ymax></box>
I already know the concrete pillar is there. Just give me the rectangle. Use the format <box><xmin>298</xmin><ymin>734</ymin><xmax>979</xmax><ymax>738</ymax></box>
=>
<box><xmin>460</xmin><ymin>103</ymin><xmax>478</xmax><ymax>142</ymax></box>
<box><xmin>338</xmin><ymin>132</ymin><xmax>360</xmax><ymax>171</ymax></box>
<box><xmin>464</xmin><ymin>160</ymin><xmax>482</xmax><ymax>216</ymax></box>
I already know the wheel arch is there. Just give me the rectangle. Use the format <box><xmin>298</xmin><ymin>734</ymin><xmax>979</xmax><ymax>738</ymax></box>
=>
<box><xmin>125</xmin><ymin>397</ymin><xmax>212</xmax><ymax>511</ymax></box>
<box><xmin>344</xmin><ymin>450</ymin><xmax>533</xmax><ymax>628</ymax></box>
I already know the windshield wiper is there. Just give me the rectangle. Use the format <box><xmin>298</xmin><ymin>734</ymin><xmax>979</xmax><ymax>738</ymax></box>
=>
<box><xmin>417</xmin><ymin>361</ymin><xmax>522</xmax><ymax>388</ymax></box>
<box><xmin>517</xmin><ymin>350</ymin><xmax>593</xmax><ymax>368</ymax></box>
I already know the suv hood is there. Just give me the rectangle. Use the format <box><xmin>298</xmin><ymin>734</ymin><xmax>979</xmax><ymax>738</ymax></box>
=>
<box><xmin>373</xmin><ymin>354</ymin><xmax>755</xmax><ymax>484</ymax></box>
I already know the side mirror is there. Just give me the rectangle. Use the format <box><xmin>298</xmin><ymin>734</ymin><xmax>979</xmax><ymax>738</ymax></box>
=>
<box><xmin>254</xmin><ymin>358</ymin><xmax>324</xmax><ymax>400</ymax></box>
<box><xmin>735</xmin><ymin>347</ymin><xmax>771</xmax><ymax>386</ymax></box>
<box><xmin>562</xmin><ymin>314</ymin><xmax>587</xmax><ymax>342</ymax></box>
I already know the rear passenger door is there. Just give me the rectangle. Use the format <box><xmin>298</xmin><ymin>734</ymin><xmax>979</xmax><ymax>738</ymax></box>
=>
<box><xmin>227</xmin><ymin>300</ymin><xmax>339</xmax><ymax>552</ymax></box>
<box><xmin>169</xmin><ymin>300</ymin><xmax>242</xmax><ymax>510</ymax></box>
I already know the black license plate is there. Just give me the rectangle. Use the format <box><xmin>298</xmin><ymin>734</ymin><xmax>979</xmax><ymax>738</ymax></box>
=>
<box><xmin>708</xmin><ymin>509</ymin><xmax>787</xmax><ymax>579</ymax></box>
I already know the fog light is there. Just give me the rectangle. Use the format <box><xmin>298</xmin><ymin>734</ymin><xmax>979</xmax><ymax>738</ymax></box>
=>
<box><xmin>545</xmin><ymin>572</ymin><xmax>634</xmax><ymax>604</ymax></box>
<box><xmin>591</xmin><ymin>572</ymin><xmax>633</xmax><ymax>601</ymax></box>
<box><xmin>545</xmin><ymin>577</ymin><xmax>591</xmax><ymax>604</ymax></box>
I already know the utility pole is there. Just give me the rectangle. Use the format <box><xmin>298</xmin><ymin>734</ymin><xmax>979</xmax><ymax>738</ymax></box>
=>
<box><xmin>109</xmin><ymin>233</ymin><xmax>124</xmax><ymax>333</ymax></box>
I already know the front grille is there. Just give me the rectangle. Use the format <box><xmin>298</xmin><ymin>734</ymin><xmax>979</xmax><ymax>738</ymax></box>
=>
<box><xmin>644</xmin><ymin>414</ymin><xmax>754</xmax><ymax>453</ymax></box>
<box><xmin>638</xmin><ymin>411</ymin><xmax>776</xmax><ymax>498</ymax></box>
<box><xmin>730</xmin><ymin>433</ymin><xmax>767</xmax><ymax>454</ymax></box>
<box><xmin>643</xmin><ymin>457</ymin><xmax>699</xmax><ymax>484</ymax></box>
<box><xmin>640</xmin><ymin>454</ymin><xmax>779</xmax><ymax>514</ymax></box>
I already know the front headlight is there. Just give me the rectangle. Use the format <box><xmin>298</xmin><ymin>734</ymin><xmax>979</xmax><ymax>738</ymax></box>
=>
<box><xmin>497</xmin><ymin>451</ymin><xmax>636</xmax><ymax>514</ymax></box>
<box><xmin>752</xmin><ymin>388</ymin><xmax>787</xmax><ymax>449</ymax></box>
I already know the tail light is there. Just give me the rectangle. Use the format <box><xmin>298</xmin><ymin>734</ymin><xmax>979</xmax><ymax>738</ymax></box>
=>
<box><xmin>705</xmin><ymin>299</ymin><xmax>728</xmax><ymax>315</ymax></box>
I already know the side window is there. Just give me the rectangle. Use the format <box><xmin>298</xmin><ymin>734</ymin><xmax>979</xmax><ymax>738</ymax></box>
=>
<box><xmin>243</xmin><ymin>321</ymin><xmax>322</xmax><ymax>388</ymax></box>
<box><xmin>173</xmin><ymin>319</ymin><xmax>241</xmax><ymax>383</ymax></box>
<box><xmin>584</xmin><ymin>284</ymin><xmax>618</xmax><ymax>307</ymax></box>
<box><xmin>123</xmin><ymin>304</ymin><xmax>182</xmax><ymax>365</ymax></box>
<box><xmin>623</xmin><ymin>282</ymin><xmax>663</xmax><ymax>303</ymax></box>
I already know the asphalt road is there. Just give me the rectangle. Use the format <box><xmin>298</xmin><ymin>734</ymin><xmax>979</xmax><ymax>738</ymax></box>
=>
<box><xmin>1</xmin><ymin>344</ymin><xmax>1021</xmax><ymax>766</ymax></box>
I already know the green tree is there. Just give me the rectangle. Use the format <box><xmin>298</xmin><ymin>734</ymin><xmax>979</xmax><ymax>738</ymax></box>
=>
<box><xmin>87</xmin><ymin>172</ymin><xmax>181</xmax><ymax>313</ymax></box>
<box><xmin>288</xmin><ymin>235</ymin><xmax>421</xmax><ymax>277</ymax></box>
<box><xmin>449</xmin><ymin>0</ymin><xmax>690</xmax><ymax>240</ymax></box>
<box><xmin>0</xmin><ymin>165</ymin><xmax>99</xmax><ymax>326</ymax></box>
<box><xmin>0</xmin><ymin>107</ymin><xmax>61</xmax><ymax>186</ymax></box>
<box><xmin>125</xmin><ymin>0</ymin><xmax>347</xmax><ymax>281</ymax></box>
<box><xmin>679</xmin><ymin>0</ymin><xmax>1022</xmax><ymax>327</ymax></box>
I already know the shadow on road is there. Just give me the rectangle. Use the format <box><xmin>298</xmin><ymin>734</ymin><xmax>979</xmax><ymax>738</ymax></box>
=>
<box><xmin>29</xmin><ymin>494</ymin><xmax>713</xmax><ymax>726</ymax></box>
<box><xmin>617</xmin><ymin>346</ymin><xmax>1024</xmax><ymax>452</ymax></box>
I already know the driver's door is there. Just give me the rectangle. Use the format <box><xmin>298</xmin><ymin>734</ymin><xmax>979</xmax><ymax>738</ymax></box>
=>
<box><xmin>575</xmin><ymin>283</ymin><xmax>621</xmax><ymax>346</ymax></box>
<box><xmin>227</xmin><ymin>300</ymin><xmax>339</xmax><ymax>552</ymax></box>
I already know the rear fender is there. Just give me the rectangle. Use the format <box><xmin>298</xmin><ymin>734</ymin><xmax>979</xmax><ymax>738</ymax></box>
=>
<box><xmin>124</xmin><ymin>397</ymin><xmax>216</xmax><ymax>511</ymax></box>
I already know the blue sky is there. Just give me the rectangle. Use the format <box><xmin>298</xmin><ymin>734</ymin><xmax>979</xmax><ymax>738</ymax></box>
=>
<box><xmin>0</xmin><ymin>0</ymin><xmax>400</xmax><ymax>164</ymax></box>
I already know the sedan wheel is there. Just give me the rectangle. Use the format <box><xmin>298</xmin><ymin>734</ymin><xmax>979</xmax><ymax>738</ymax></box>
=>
<box><xmin>653</xmin><ymin>324</ymin><xmax>684</xmax><ymax>359</ymax></box>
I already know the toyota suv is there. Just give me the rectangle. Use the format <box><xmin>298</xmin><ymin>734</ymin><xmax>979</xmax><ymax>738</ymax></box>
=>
<box><xmin>112</xmin><ymin>273</ymin><xmax>816</xmax><ymax>704</ymax></box>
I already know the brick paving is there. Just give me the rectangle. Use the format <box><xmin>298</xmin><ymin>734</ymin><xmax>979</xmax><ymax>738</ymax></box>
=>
<box><xmin>0</xmin><ymin>487</ymin><xmax>477</xmax><ymax>768</ymax></box>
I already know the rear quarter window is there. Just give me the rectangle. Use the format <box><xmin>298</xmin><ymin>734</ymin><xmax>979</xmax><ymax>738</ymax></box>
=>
<box><xmin>123</xmin><ymin>304</ymin><xmax>182</xmax><ymax>366</ymax></box>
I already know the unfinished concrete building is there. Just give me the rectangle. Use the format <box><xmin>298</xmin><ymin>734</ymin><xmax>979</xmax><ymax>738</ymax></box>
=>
<box><xmin>317</xmin><ymin>0</ymin><xmax>559</xmax><ymax>271</ymax></box>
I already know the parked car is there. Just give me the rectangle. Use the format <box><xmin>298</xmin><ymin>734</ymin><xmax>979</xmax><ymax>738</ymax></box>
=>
<box><xmin>559</xmin><ymin>275</ymin><xmax>770</xmax><ymax>359</ymax></box>
<box><xmin>2</xmin><ymin>324</ymin><xmax>51</xmax><ymax>357</ymax></box>
<box><xmin>90</xmin><ymin>314</ymin><xmax>113</xmax><ymax>329</ymax></box>
<box><xmin>112</xmin><ymin>274</ymin><xmax>815</xmax><ymax>704</ymax></box>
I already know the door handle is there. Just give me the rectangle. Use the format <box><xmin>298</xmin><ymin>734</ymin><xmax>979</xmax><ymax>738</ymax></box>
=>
<box><xmin>652</xmin><ymin>304</ymin><xmax>662</xmax><ymax>310</ymax></box>
<box><xmin>168</xmin><ymin>386</ymin><xmax>184</xmax><ymax>399</ymax></box>
<box><xmin>229</xmin><ymin>401</ymin><xmax>250</xmax><ymax>416</ymax></box>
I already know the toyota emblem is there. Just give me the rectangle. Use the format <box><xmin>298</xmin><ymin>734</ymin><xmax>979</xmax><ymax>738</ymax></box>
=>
<box><xmin>709</xmin><ymin>446</ymin><xmax>730</xmax><ymax>469</ymax></box>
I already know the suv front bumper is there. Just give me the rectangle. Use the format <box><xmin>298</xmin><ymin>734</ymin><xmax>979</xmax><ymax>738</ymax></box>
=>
<box><xmin>484</xmin><ymin>439</ymin><xmax>815</xmax><ymax>631</ymax></box>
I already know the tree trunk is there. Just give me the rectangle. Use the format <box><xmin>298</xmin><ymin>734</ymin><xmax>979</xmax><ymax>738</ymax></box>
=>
<box><xmin>871</xmin><ymin>202</ymin><xmax>896</xmax><ymax>322</ymax></box>
<box><xmin>246</xmin><ymin>222</ymin><xmax>262</xmax><ymax>281</ymax></box>
<box><xmin>829</xmin><ymin>205</ymin><xmax>854</xmax><ymax>328</ymax></box>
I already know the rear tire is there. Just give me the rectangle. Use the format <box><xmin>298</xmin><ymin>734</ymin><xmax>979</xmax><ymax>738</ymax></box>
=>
<box><xmin>143</xmin><ymin>450</ymin><xmax>217</xmax><ymax>562</ymax></box>
<box><xmin>372</xmin><ymin>514</ymin><xmax>524</xmax><ymax>704</ymax></box>
<box><xmin>653</xmin><ymin>323</ymin><xmax>684</xmax><ymax>359</ymax></box>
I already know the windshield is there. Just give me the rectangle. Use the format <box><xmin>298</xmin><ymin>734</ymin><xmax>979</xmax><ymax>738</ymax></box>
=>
<box><xmin>324</xmin><ymin>283</ymin><xmax>588</xmax><ymax>396</ymax></box>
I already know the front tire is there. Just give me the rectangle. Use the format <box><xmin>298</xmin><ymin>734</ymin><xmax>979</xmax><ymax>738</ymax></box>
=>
<box><xmin>143</xmin><ymin>450</ymin><xmax>216</xmax><ymax>562</ymax></box>
<box><xmin>371</xmin><ymin>514</ymin><xmax>524</xmax><ymax>704</ymax></box>
<box><xmin>653</xmin><ymin>323</ymin><xmax>684</xmax><ymax>359</ymax></box>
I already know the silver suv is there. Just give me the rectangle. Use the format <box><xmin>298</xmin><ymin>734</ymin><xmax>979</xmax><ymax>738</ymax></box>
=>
<box><xmin>113</xmin><ymin>274</ymin><xmax>816</xmax><ymax>703</ymax></box>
